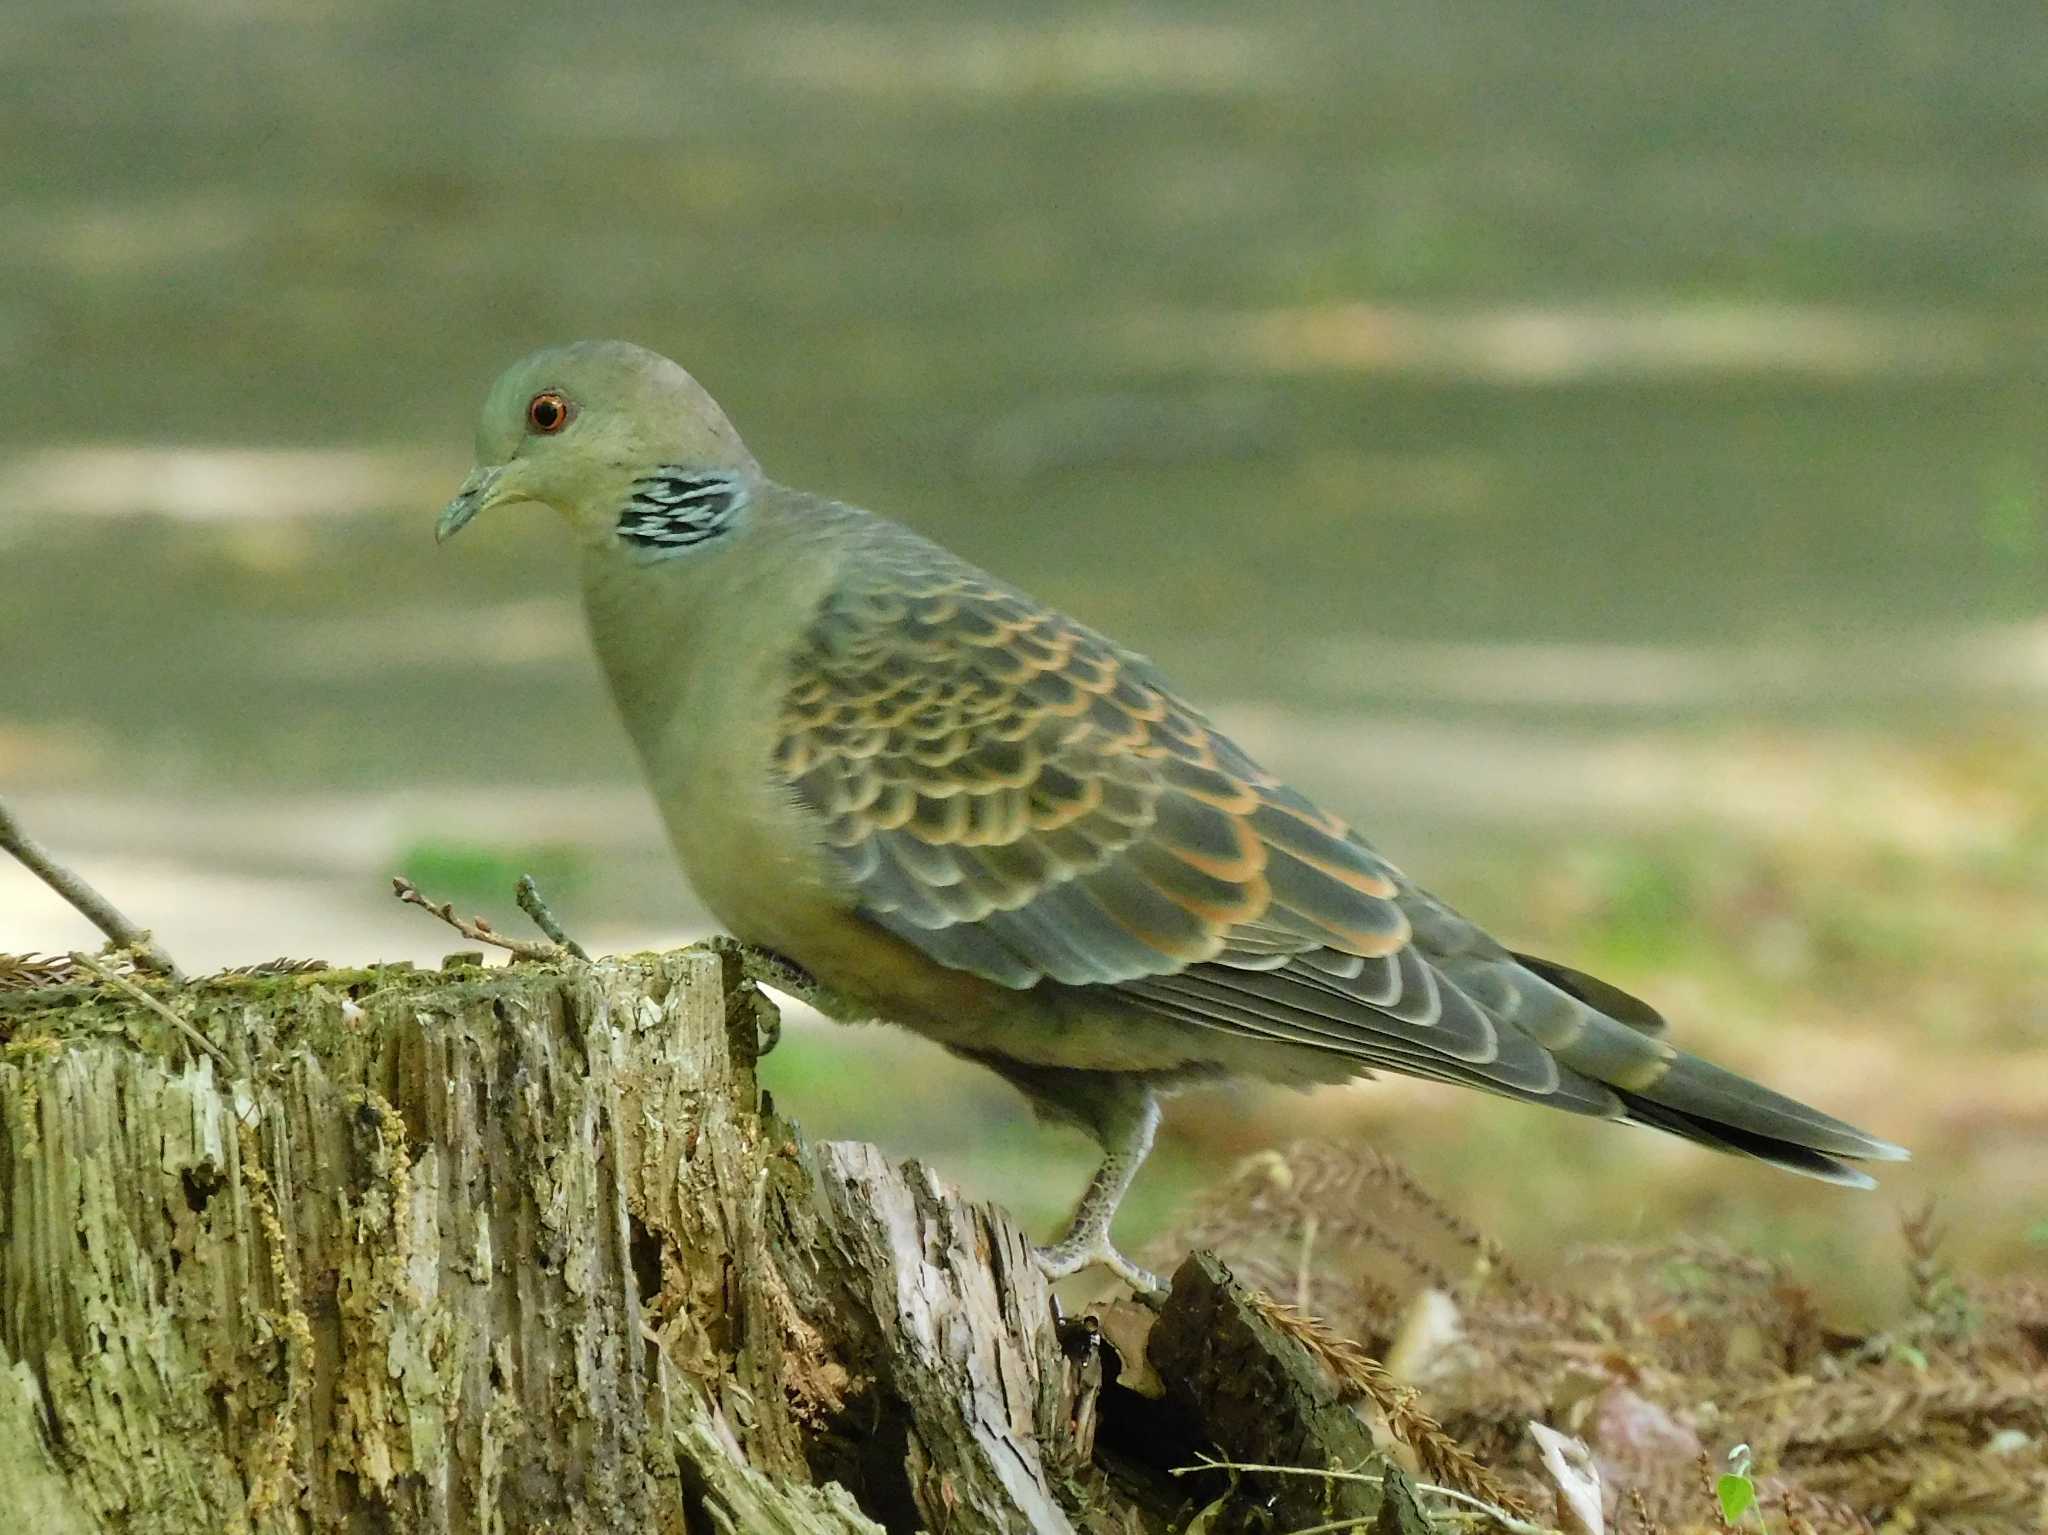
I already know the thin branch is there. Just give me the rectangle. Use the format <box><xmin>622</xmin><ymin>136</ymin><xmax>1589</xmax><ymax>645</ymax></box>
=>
<box><xmin>516</xmin><ymin>874</ymin><xmax>589</xmax><ymax>960</ymax></box>
<box><xmin>1275</xmin><ymin>1516</ymin><xmax>1523</xmax><ymax>1535</ymax></box>
<box><xmin>1</xmin><ymin>796</ymin><xmax>182</xmax><ymax>980</ymax></box>
<box><xmin>1170</xmin><ymin>1457</ymin><xmax>1558</xmax><ymax>1535</ymax></box>
<box><xmin>390</xmin><ymin>876</ymin><xmax>565</xmax><ymax>962</ymax></box>
<box><xmin>70</xmin><ymin>950</ymin><xmax>230</xmax><ymax>1070</ymax></box>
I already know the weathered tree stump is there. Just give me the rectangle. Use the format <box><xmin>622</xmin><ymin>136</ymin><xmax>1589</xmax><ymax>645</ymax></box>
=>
<box><xmin>0</xmin><ymin>949</ymin><xmax>1423</xmax><ymax>1533</ymax></box>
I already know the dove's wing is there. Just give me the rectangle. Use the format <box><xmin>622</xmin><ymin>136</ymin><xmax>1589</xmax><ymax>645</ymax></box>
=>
<box><xmin>775</xmin><ymin>517</ymin><xmax>1904</xmax><ymax>1181</ymax></box>
<box><xmin>777</xmin><ymin>521</ymin><xmax>1407</xmax><ymax>984</ymax></box>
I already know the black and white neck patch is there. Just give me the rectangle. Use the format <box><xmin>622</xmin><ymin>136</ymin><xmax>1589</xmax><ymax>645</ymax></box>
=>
<box><xmin>616</xmin><ymin>470</ymin><xmax>750</xmax><ymax>558</ymax></box>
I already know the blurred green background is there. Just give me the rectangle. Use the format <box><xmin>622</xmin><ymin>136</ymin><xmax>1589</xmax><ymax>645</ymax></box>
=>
<box><xmin>3</xmin><ymin>0</ymin><xmax>2043</xmax><ymax>1309</ymax></box>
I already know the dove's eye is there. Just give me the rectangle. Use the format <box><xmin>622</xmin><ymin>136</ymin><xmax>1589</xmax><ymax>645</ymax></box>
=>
<box><xmin>527</xmin><ymin>392</ymin><xmax>571</xmax><ymax>434</ymax></box>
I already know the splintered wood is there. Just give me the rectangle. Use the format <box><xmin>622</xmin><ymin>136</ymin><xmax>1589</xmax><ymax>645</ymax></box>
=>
<box><xmin>0</xmin><ymin>953</ymin><xmax>1420</xmax><ymax>1534</ymax></box>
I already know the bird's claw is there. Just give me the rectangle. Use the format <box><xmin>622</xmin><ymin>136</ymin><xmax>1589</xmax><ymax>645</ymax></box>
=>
<box><xmin>707</xmin><ymin>935</ymin><xmax>863</xmax><ymax>1029</ymax></box>
<box><xmin>705</xmin><ymin>938</ymin><xmax>793</xmax><ymax>1056</ymax></box>
<box><xmin>1034</xmin><ymin>1235</ymin><xmax>1166</xmax><ymax>1303</ymax></box>
<box><xmin>735</xmin><ymin>978</ymin><xmax>781</xmax><ymax>1056</ymax></box>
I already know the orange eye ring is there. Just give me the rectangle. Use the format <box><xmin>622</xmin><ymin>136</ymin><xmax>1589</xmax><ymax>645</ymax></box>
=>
<box><xmin>527</xmin><ymin>391</ymin><xmax>571</xmax><ymax>434</ymax></box>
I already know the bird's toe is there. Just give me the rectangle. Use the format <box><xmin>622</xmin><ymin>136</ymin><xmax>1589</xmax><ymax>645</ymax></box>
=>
<box><xmin>1034</xmin><ymin>1234</ymin><xmax>1165</xmax><ymax>1302</ymax></box>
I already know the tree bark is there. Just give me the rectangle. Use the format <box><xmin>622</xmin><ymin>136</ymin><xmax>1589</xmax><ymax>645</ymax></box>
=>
<box><xmin>0</xmin><ymin>949</ymin><xmax>1423</xmax><ymax>1534</ymax></box>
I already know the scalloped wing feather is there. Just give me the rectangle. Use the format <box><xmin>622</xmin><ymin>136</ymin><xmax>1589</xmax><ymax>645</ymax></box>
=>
<box><xmin>778</xmin><ymin>537</ymin><xmax>1412</xmax><ymax>992</ymax></box>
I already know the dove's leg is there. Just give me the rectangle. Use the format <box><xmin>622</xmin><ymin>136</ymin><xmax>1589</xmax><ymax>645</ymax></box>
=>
<box><xmin>703</xmin><ymin>952</ymin><xmax>1174</xmax><ymax>1295</ymax></box>
<box><xmin>1036</xmin><ymin>1093</ymin><xmax>1163</xmax><ymax>1297</ymax></box>
<box><xmin>954</xmin><ymin>1053</ymin><xmax>1166</xmax><ymax>1297</ymax></box>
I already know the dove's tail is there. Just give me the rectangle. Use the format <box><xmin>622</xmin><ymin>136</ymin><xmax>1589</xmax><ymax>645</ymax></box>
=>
<box><xmin>1512</xmin><ymin>953</ymin><xmax>1908</xmax><ymax>1187</ymax></box>
<box><xmin>1603</xmin><ymin>1053</ymin><xmax>1908</xmax><ymax>1188</ymax></box>
<box><xmin>1124</xmin><ymin>940</ymin><xmax>1908</xmax><ymax>1186</ymax></box>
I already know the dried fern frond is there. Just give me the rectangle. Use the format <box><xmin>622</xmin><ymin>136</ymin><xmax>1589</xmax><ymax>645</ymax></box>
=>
<box><xmin>1156</xmin><ymin>1140</ymin><xmax>1558</xmax><ymax>1337</ymax></box>
<box><xmin>1157</xmin><ymin>1143</ymin><xmax>2048</xmax><ymax>1534</ymax></box>
<box><xmin>1247</xmin><ymin>1289</ymin><xmax>1535</xmax><ymax>1522</ymax></box>
<box><xmin>1731</xmin><ymin>1368</ymin><xmax>2048</xmax><ymax>1452</ymax></box>
<box><xmin>0</xmin><ymin>952</ymin><xmax>83</xmax><ymax>991</ymax></box>
<box><xmin>1797</xmin><ymin>1445</ymin><xmax>2048</xmax><ymax>1532</ymax></box>
<box><xmin>0</xmin><ymin>950</ymin><xmax>149</xmax><ymax>991</ymax></box>
<box><xmin>203</xmin><ymin>957</ymin><xmax>332</xmax><ymax>980</ymax></box>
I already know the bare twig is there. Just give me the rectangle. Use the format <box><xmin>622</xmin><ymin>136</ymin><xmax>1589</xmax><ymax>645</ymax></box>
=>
<box><xmin>1169</xmin><ymin>1457</ymin><xmax>1558</xmax><ymax>1535</ymax></box>
<box><xmin>390</xmin><ymin>876</ymin><xmax>564</xmax><ymax>962</ymax></box>
<box><xmin>69</xmin><ymin>950</ymin><xmax>229</xmax><ymax>1069</ymax></box>
<box><xmin>1295</xmin><ymin>1211</ymin><xmax>1320</xmax><ymax>1312</ymax></box>
<box><xmin>1</xmin><ymin>796</ymin><xmax>182</xmax><ymax>980</ymax></box>
<box><xmin>515</xmin><ymin>874</ymin><xmax>589</xmax><ymax>960</ymax></box>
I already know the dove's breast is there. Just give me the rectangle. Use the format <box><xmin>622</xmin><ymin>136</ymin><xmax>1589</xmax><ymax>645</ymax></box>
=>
<box><xmin>577</xmin><ymin>527</ymin><xmax>1060</xmax><ymax>1036</ymax></box>
<box><xmin>580</xmin><ymin>535</ymin><xmax>847</xmax><ymax>930</ymax></box>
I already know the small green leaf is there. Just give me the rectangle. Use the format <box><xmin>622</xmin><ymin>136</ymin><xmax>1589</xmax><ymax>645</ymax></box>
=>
<box><xmin>1717</xmin><ymin>1471</ymin><xmax>1756</xmax><ymax>1525</ymax></box>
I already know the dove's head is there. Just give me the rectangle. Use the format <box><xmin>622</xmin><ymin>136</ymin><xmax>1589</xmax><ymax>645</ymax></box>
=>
<box><xmin>438</xmin><ymin>340</ymin><xmax>758</xmax><ymax>551</ymax></box>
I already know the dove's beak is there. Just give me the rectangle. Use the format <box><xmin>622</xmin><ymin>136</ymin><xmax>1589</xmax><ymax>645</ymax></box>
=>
<box><xmin>436</xmin><ymin>464</ymin><xmax>508</xmax><ymax>544</ymax></box>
